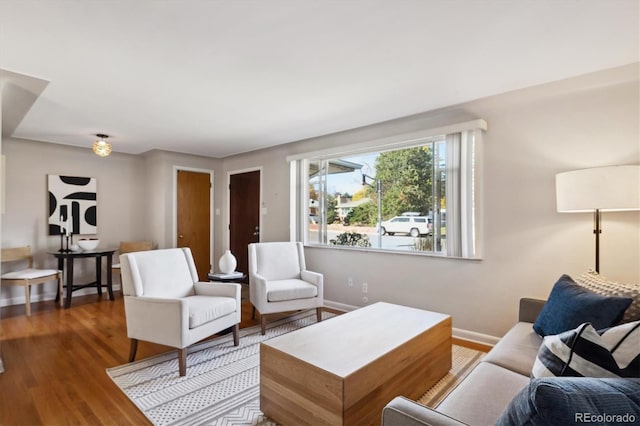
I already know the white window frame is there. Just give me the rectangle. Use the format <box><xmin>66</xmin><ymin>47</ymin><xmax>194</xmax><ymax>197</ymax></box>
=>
<box><xmin>287</xmin><ymin>119</ymin><xmax>486</xmax><ymax>259</ymax></box>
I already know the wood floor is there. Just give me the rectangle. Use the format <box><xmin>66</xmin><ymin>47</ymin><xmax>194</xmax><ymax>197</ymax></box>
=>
<box><xmin>0</xmin><ymin>291</ymin><xmax>312</xmax><ymax>425</ymax></box>
<box><xmin>0</xmin><ymin>293</ymin><xmax>487</xmax><ymax>425</ymax></box>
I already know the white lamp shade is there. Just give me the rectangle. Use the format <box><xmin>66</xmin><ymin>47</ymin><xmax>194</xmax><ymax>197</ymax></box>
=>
<box><xmin>556</xmin><ymin>165</ymin><xmax>640</xmax><ymax>212</ymax></box>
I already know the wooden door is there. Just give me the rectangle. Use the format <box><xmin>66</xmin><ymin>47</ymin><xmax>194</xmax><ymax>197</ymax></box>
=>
<box><xmin>177</xmin><ymin>170</ymin><xmax>211</xmax><ymax>280</ymax></box>
<box><xmin>230</xmin><ymin>170</ymin><xmax>260</xmax><ymax>278</ymax></box>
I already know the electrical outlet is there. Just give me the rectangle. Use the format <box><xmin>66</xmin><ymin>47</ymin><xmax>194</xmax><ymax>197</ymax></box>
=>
<box><xmin>362</xmin><ymin>296</ymin><xmax>369</xmax><ymax>303</ymax></box>
<box><xmin>362</xmin><ymin>282</ymin><xmax>368</xmax><ymax>293</ymax></box>
<box><xmin>347</xmin><ymin>277</ymin><xmax>353</xmax><ymax>287</ymax></box>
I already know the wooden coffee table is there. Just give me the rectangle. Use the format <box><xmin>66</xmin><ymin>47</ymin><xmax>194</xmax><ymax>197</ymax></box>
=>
<box><xmin>260</xmin><ymin>302</ymin><xmax>452</xmax><ymax>425</ymax></box>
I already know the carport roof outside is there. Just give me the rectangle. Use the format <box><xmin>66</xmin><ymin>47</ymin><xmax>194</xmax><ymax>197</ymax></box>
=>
<box><xmin>308</xmin><ymin>159</ymin><xmax>363</xmax><ymax>178</ymax></box>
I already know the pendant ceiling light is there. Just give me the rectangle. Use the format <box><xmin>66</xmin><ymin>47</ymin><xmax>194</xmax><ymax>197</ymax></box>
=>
<box><xmin>93</xmin><ymin>133</ymin><xmax>112</xmax><ymax>157</ymax></box>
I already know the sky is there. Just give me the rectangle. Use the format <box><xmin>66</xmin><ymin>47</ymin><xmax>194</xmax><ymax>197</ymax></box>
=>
<box><xmin>327</xmin><ymin>153</ymin><xmax>378</xmax><ymax>195</ymax></box>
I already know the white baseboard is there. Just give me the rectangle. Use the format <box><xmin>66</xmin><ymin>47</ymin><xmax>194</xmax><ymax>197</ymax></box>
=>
<box><xmin>324</xmin><ymin>299</ymin><xmax>500</xmax><ymax>347</ymax></box>
<box><xmin>323</xmin><ymin>299</ymin><xmax>358</xmax><ymax>312</ymax></box>
<box><xmin>1</xmin><ymin>291</ymin><xmax>60</xmax><ymax>307</ymax></box>
<box><xmin>0</xmin><ymin>284</ymin><xmax>122</xmax><ymax>308</ymax></box>
<box><xmin>453</xmin><ymin>327</ymin><xmax>500</xmax><ymax>347</ymax></box>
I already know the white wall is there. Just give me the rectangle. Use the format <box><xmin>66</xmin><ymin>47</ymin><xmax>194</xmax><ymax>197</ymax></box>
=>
<box><xmin>217</xmin><ymin>64</ymin><xmax>640</xmax><ymax>339</ymax></box>
<box><xmin>0</xmin><ymin>140</ymin><xmax>222</xmax><ymax>306</ymax></box>
<box><xmin>0</xmin><ymin>139</ymin><xmax>151</xmax><ymax>303</ymax></box>
<box><xmin>141</xmin><ymin>149</ymin><xmax>221</xmax><ymax>250</ymax></box>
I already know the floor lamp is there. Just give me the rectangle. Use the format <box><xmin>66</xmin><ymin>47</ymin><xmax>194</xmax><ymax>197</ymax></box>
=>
<box><xmin>555</xmin><ymin>165</ymin><xmax>640</xmax><ymax>273</ymax></box>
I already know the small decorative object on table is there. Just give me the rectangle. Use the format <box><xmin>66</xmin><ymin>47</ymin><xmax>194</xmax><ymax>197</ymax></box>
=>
<box><xmin>59</xmin><ymin>219</ymin><xmax>71</xmax><ymax>252</ymax></box>
<box><xmin>218</xmin><ymin>249</ymin><xmax>237</xmax><ymax>274</ymax></box>
<box><xmin>77</xmin><ymin>238</ymin><xmax>100</xmax><ymax>251</ymax></box>
<box><xmin>59</xmin><ymin>233</ymin><xmax>67</xmax><ymax>252</ymax></box>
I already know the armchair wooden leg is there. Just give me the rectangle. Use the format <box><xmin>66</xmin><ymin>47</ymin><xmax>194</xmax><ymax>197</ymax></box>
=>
<box><xmin>316</xmin><ymin>307</ymin><xmax>323</xmax><ymax>323</ymax></box>
<box><xmin>129</xmin><ymin>339</ymin><xmax>138</xmax><ymax>362</ymax></box>
<box><xmin>251</xmin><ymin>306</ymin><xmax>256</xmax><ymax>320</ymax></box>
<box><xmin>178</xmin><ymin>348</ymin><xmax>187</xmax><ymax>377</ymax></box>
<box><xmin>261</xmin><ymin>314</ymin><xmax>267</xmax><ymax>335</ymax></box>
<box><xmin>233</xmin><ymin>324</ymin><xmax>240</xmax><ymax>346</ymax></box>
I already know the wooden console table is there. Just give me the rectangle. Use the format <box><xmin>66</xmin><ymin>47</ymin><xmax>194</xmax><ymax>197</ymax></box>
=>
<box><xmin>49</xmin><ymin>248</ymin><xmax>117</xmax><ymax>308</ymax></box>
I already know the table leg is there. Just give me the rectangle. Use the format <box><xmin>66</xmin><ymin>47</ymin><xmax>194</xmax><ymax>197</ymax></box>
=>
<box><xmin>106</xmin><ymin>253</ymin><xmax>114</xmax><ymax>300</ymax></box>
<box><xmin>55</xmin><ymin>257</ymin><xmax>63</xmax><ymax>303</ymax></box>
<box><xmin>65</xmin><ymin>257</ymin><xmax>74</xmax><ymax>309</ymax></box>
<box><xmin>96</xmin><ymin>255</ymin><xmax>103</xmax><ymax>295</ymax></box>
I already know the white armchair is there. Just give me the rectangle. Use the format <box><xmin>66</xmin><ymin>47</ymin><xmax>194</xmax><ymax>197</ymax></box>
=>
<box><xmin>120</xmin><ymin>247</ymin><xmax>241</xmax><ymax>376</ymax></box>
<box><xmin>248</xmin><ymin>242</ymin><xmax>323</xmax><ymax>335</ymax></box>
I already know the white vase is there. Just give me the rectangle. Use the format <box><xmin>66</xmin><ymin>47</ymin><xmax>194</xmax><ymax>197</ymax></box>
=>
<box><xmin>218</xmin><ymin>250</ymin><xmax>237</xmax><ymax>274</ymax></box>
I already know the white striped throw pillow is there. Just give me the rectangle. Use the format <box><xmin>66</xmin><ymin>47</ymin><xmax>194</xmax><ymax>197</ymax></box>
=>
<box><xmin>532</xmin><ymin>320</ymin><xmax>640</xmax><ymax>378</ymax></box>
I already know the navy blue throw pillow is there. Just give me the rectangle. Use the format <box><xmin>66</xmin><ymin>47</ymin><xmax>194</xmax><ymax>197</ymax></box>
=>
<box><xmin>496</xmin><ymin>377</ymin><xmax>640</xmax><ymax>426</ymax></box>
<box><xmin>533</xmin><ymin>275</ymin><xmax>632</xmax><ymax>337</ymax></box>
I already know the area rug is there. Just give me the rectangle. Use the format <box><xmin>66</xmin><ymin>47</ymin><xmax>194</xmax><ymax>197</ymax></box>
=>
<box><xmin>416</xmin><ymin>344</ymin><xmax>485</xmax><ymax>407</ymax></box>
<box><xmin>107</xmin><ymin>311</ymin><xmax>484</xmax><ymax>426</ymax></box>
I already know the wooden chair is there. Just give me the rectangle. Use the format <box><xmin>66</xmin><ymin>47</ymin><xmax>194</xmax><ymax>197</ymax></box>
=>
<box><xmin>1</xmin><ymin>246</ymin><xmax>63</xmax><ymax>316</ymax></box>
<box><xmin>112</xmin><ymin>241</ymin><xmax>154</xmax><ymax>275</ymax></box>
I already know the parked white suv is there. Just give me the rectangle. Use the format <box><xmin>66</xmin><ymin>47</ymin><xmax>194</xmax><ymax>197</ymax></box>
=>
<box><xmin>380</xmin><ymin>215</ymin><xmax>431</xmax><ymax>237</ymax></box>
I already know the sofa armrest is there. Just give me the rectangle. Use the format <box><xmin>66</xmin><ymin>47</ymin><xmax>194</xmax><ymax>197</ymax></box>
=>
<box><xmin>519</xmin><ymin>298</ymin><xmax>546</xmax><ymax>323</ymax></box>
<box><xmin>382</xmin><ymin>397</ymin><xmax>468</xmax><ymax>426</ymax></box>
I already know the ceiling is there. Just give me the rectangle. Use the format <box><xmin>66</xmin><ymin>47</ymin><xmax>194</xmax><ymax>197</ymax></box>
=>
<box><xmin>0</xmin><ymin>1</ymin><xmax>638</xmax><ymax>158</ymax></box>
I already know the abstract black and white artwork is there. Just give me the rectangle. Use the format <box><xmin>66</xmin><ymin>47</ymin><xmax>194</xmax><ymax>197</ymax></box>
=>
<box><xmin>48</xmin><ymin>175</ymin><xmax>97</xmax><ymax>235</ymax></box>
